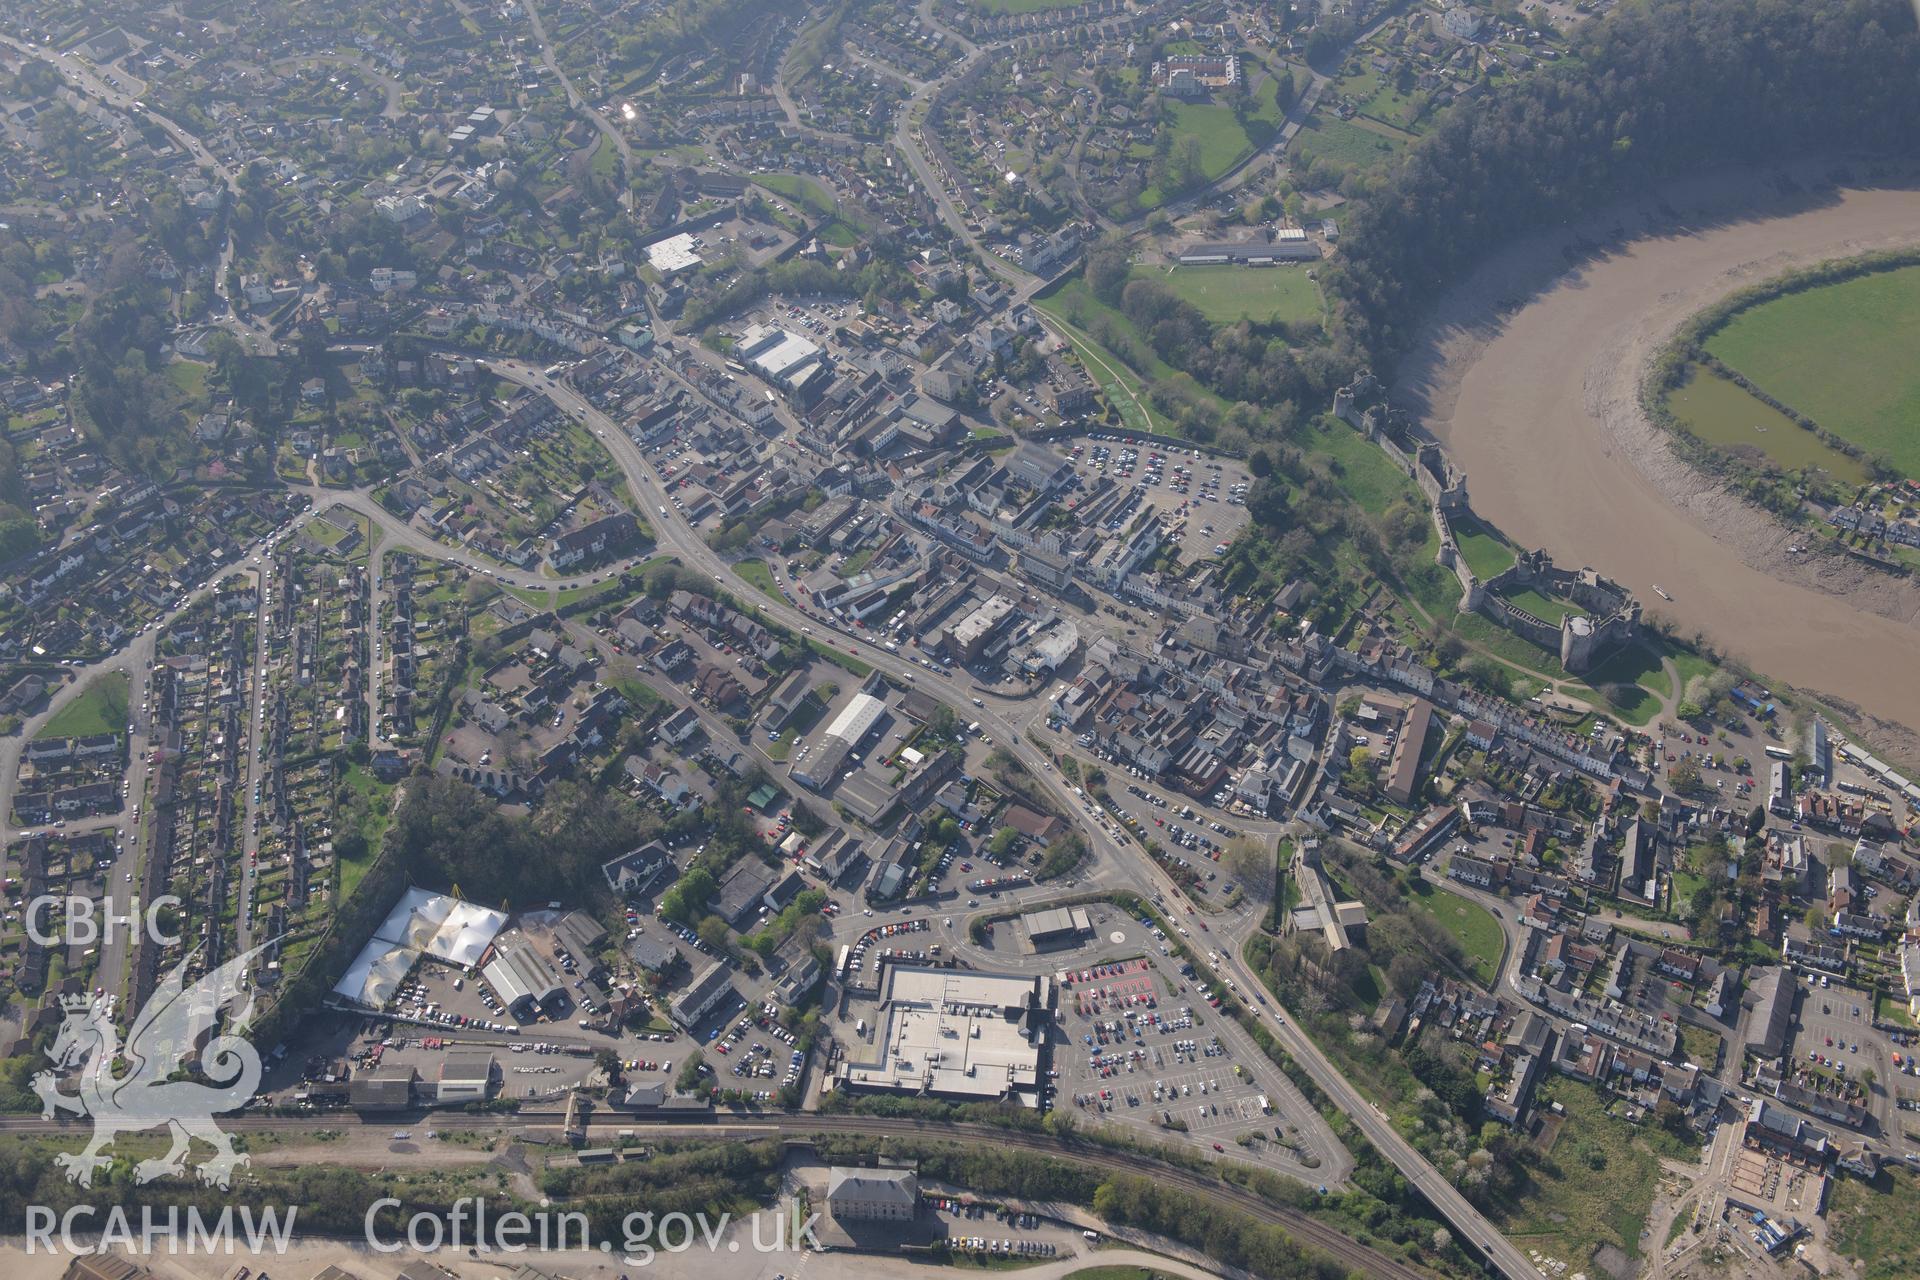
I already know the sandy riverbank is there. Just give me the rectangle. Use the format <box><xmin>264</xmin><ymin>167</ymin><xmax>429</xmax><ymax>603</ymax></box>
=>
<box><xmin>1398</xmin><ymin>169</ymin><xmax>1920</xmax><ymax>748</ymax></box>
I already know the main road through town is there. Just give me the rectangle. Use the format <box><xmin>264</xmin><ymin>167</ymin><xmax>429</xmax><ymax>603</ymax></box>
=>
<box><xmin>0</xmin><ymin>41</ymin><xmax>1529</xmax><ymax>1256</ymax></box>
<box><xmin>490</xmin><ymin>360</ymin><xmax>1539</xmax><ymax>1280</ymax></box>
<box><xmin>0</xmin><ymin>355</ymin><xmax>1535</xmax><ymax>1278</ymax></box>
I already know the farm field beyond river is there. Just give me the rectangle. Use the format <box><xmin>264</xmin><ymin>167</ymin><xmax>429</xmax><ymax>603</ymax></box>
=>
<box><xmin>1408</xmin><ymin>183</ymin><xmax>1920</xmax><ymax>739</ymax></box>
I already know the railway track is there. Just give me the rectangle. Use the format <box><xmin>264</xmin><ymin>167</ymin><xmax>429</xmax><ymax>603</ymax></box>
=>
<box><xmin>0</xmin><ymin>1111</ymin><xmax>1430</xmax><ymax>1279</ymax></box>
<box><xmin>780</xmin><ymin>1115</ymin><xmax>1432</xmax><ymax>1280</ymax></box>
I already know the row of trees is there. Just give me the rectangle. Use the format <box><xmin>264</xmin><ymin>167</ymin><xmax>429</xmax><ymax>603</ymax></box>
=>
<box><xmin>1093</xmin><ymin>1173</ymin><xmax>1357</xmax><ymax>1280</ymax></box>
<box><xmin>390</xmin><ymin>774</ymin><xmax>654</xmax><ymax>907</ymax></box>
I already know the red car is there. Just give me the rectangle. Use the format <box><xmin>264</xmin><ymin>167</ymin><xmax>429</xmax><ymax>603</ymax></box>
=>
<box><xmin>1212</xmin><ymin>1143</ymin><xmax>1224</xmax><ymax>1153</ymax></box>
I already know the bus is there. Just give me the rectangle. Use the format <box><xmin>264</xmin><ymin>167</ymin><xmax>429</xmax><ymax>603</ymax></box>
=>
<box><xmin>1764</xmin><ymin>745</ymin><xmax>1794</xmax><ymax>761</ymax></box>
<box><xmin>725</xmin><ymin>360</ymin><xmax>746</xmax><ymax>375</ymax></box>
<box><xmin>836</xmin><ymin>944</ymin><xmax>851</xmax><ymax>980</ymax></box>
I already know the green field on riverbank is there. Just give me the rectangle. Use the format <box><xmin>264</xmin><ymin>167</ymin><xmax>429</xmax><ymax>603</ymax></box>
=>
<box><xmin>1303</xmin><ymin>415</ymin><xmax>1422</xmax><ymax>517</ymax></box>
<box><xmin>1662</xmin><ymin>363</ymin><xmax>1868</xmax><ymax>483</ymax></box>
<box><xmin>1704</xmin><ymin>263</ymin><xmax>1920</xmax><ymax>477</ymax></box>
<box><xmin>1289</xmin><ymin>113</ymin><xmax>1410</xmax><ymax>173</ymax></box>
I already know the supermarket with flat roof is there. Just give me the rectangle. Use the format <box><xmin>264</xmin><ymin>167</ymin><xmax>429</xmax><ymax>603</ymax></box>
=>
<box><xmin>835</xmin><ymin>966</ymin><xmax>1055</xmax><ymax>1101</ymax></box>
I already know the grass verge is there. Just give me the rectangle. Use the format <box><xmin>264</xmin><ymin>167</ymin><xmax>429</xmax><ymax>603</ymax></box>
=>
<box><xmin>36</xmin><ymin>671</ymin><xmax>130</xmax><ymax>741</ymax></box>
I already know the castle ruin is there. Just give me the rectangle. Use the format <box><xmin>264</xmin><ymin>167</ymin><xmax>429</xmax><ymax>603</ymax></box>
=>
<box><xmin>1332</xmin><ymin>374</ymin><xmax>1639</xmax><ymax>674</ymax></box>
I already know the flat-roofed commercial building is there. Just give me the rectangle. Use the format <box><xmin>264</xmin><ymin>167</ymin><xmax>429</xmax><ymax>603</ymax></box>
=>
<box><xmin>837</xmin><ymin>966</ymin><xmax>1053</xmax><ymax>1101</ymax></box>
<box><xmin>1021</xmin><ymin>906</ymin><xmax>1092</xmax><ymax>949</ymax></box>
<box><xmin>948</xmin><ymin>595</ymin><xmax>1017</xmax><ymax>662</ymax></box>
<box><xmin>647</xmin><ymin>233</ymin><xmax>702</xmax><ymax>276</ymax></box>
<box><xmin>738</xmin><ymin>323</ymin><xmax>825</xmax><ymax>390</ymax></box>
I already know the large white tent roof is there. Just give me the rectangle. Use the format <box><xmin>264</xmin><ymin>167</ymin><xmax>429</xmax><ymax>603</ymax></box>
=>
<box><xmin>371</xmin><ymin>887</ymin><xmax>507</xmax><ymax>968</ymax></box>
<box><xmin>331</xmin><ymin>888</ymin><xmax>509</xmax><ymax>1008</ymax></box>
<box><xmin>331</xmin><ymin>939</ymin><xmax>417</xmax><ymax>1008</ymax></box>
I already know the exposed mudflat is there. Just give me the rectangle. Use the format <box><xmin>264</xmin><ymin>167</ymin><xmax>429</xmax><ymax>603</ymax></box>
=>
<box><xmin>1398</xmin><ymin>171</ymin><xmax>1920</xmax><ymax>747</ymax></box>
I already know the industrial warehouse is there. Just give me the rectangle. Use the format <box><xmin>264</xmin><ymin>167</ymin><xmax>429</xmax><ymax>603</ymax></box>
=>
<box><xmin>736</xmin><ymin>321</ymin><xmax>831</xmax><ymax>396</ymax></box>
<box><xmin>791</xmin><ymin>688</ymin><xmax>890</xmax><ymax>790</ymax></box>
<box><xmin>483</xmin><ymin>938</ymin><xmax>568</xmax><ymax>1018</ymax></box>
